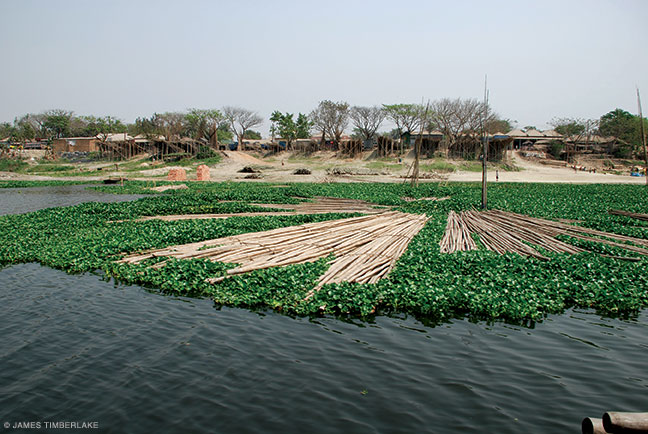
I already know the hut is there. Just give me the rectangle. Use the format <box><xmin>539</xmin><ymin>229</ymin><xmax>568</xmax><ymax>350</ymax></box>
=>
<box><xmin>51</xmin><ymin>137</ymin><xmax>102</xmax><ymax>154</ymax></box>
<box><xmin>409</xmin><ymin>131</ymin><xmax>444</xmax><ymax>157</ymax></box>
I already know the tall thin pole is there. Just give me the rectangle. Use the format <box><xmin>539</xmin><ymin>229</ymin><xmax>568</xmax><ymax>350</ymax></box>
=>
<box><xmin>482</xmin><ymin>75</ymin><xmax>489</xmax><ymax>209</ymax></box>
<box><xmin>411</xmin><ymin>101</ymin><xmax>429</xmax><ymax>187</ymax></box>
<box><xmin>637</xmin><ymin>88</ymin><xmax>648</xmax><ymax>185</ymax></box>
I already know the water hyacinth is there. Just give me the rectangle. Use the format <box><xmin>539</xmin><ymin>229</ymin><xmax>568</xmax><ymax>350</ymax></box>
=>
<box><xmin>1</xmin><ymin>180</ymin><xmax>647</xmax><ymax>324</ymax></box>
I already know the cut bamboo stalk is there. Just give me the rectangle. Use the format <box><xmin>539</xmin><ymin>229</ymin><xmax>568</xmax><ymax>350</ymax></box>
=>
<box><xmin>581</xmin><ymin>417</ymin><xmax>607</xmax><ymax>434</ymax></box>
<box><xmin>602</xmin><ymin>412</ymin><xmax>648</xmax><ymax>433</ymax></box>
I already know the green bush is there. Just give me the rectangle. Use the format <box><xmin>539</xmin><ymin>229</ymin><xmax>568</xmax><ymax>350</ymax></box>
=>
<box><xmin>549</xmin><ymin>141</ymin><xmax>564</xmax><ymax>159</ymax></box>
<box><xmin>0</xmin><ymin>159</ymin><xmax>29</xmax><ymax>172</ymax></box>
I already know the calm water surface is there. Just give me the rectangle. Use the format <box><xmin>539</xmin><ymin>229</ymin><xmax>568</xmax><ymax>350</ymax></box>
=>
<box><xmin>0</xmin><ymin>184</ymin><xmax>143</xmax><ymax>216</ymax></box>
<box><xmin>0</xmin><ymin>187</ymin><xmax>646</xmax><ymax>433</ymax></box>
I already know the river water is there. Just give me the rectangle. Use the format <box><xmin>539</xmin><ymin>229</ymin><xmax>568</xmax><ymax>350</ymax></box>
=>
<box><xmin>0</xmin><ymin>187</ymin><xmax>646</xmax><ymax>433</ymax></box>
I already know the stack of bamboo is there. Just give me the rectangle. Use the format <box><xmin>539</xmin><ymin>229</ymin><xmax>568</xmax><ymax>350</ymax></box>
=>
<box><xmin>609</xmin><ymin>209</ymin><xmax>648</xmax><ymax>222</ymax></box>
<box><xmin>441</xmin><ymin>209</ymin><xmax>648</xmax><ymax>259</ymax></box>
<box><xmin>134</xmin><ymin>197</ymin><xmax>387</xmax><ymax>222</ymax></box>
<box><xmin>119</xmin><ymin>211</ymin><xmax>429</xmax><ymax>289</ymax></box>
<box><xmin>439</xmin><ymin>211</ymin><xmax>476</xmax><ymax>253</ymax></box>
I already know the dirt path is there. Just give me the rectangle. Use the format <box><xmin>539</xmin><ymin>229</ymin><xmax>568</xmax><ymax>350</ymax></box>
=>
<box><xmin>447</xmin><ymin>151</ymin><xmax>645</xmax><ymax>184</ymax></box>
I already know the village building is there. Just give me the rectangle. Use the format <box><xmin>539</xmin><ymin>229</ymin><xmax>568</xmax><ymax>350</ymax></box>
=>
<box><xmin>51</xmin><ymin>137</ymin><xmax>102</xmax><ymax>154</ymax></box>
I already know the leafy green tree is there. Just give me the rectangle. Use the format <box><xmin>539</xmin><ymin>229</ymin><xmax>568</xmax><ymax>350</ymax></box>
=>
<box><xmin>43</xmin><ymin>109</ymin><xmax>73</xmax><ymax>138</ymax></box>
<box><xmin>269</xmin><ymin>112</ymin><xmax>312</xmax><ymax>149</ymax></box>
<box><xmin>77</xmin><ymin>115</ymin><xmax>127</xmax><ymax>137</ymax></box>
<box><xmin>184</xmin><ymin>109</ymin><xmax>223</xmax><ymax>143</ymax></box>
<box><xmin>485</xmin><ymin>118</ymin><xmax>513</xmax><ymax>134</ymax></box>
<box><xmin>270</xmin><ymin>111</ymin><xmax>297</xmax><ymax>149</ymax></box>
<box><xmin>295</xmin><ymin>113</ymin><xmax>312</xmax><ymax>139</ymax></box>
<box><xmin>552</xmin><ymin>120</ymin><xmax>585</xmax><ymax>136</ymax></box>
<box><xmin>216</xmin><ymin>122</ymin><xmax>233</xmax><ymax>142</ymax></box>
<box><xmin>599</xmin><ymin>108</ymin><xmax>647</xmax><ymax>149</ymax></box>
<box><xmin>243</xmin><ymin>130</ymin><xmax>262</xmax><ymax>139</ymax></box>
<box><xmin>0</xmin><ymin>122</ymin><xmax>13</xmax><ymax>139</ymax></box>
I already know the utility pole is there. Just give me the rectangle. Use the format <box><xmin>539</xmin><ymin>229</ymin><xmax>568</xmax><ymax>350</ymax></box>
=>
<box><xmin>411</xmin><ymin>101</ymin><xmax>430</xmax><ymax>187</ymax></box>
<box><xmin>637</xmin><ymin>88</ymin><xmax>648</xmax><ymax>186</ymax></box>
<box><xmin>482</xmin><ymin>75</ymin><xmax>489</xmax><ymax>209</ymax></box>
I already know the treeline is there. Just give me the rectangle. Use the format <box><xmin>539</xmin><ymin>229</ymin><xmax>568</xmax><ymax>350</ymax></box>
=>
<box><xmin>2</xmin><ymin>101</ymin><xmax>646</xmax><ymax>156</ymax></box>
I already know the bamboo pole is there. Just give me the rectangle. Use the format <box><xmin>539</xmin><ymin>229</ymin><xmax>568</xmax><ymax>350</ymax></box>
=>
<box><xmin>603</xmin><ymin>412</ymin><xmax>648</xmax><ymax>433</ymax></box>
<box><xmin>637</xmin><ymin>88</ymin><xmax>648</xmax><ymax>185</ymax></box>
<box><xmin>581</xmin><ymin>417</ymin><xmax>607</xmax><ymax>434</ymax></box>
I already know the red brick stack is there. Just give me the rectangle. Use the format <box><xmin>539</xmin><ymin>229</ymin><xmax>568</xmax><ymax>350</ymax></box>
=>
<box><xmin>196</xmin><ymin>164</ymin><xmax>210</xmax><ymax>181</ymax></box>
<box><xmin>167</xmin><ymin>168</ymin><xmax>187</xmax><ymax>181</ymax></box>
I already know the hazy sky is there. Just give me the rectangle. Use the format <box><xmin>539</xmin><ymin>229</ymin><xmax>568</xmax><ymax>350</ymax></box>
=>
<box><xmin>1</xmin><ymin>0</ymin><xmax>647</xmax><ymax>133</ymax></box>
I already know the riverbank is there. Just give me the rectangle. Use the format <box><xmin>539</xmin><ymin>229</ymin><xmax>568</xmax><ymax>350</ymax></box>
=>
<box><xmin>1</xmin><ymin>150</ymin><xmax>645</xmax><ymax>184</ymax></box>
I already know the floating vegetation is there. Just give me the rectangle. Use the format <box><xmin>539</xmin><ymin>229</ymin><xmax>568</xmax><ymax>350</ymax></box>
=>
<box><xmin>1</xmin><ymin>181</ymin><xmax>648</xmax><ymax>323</ymax></box>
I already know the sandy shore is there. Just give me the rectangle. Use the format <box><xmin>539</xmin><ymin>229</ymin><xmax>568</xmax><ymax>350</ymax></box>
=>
<box><xmin>1</xmin><ymin>151</ymin><xmax>645</xmax><ymax>184</ymax></box>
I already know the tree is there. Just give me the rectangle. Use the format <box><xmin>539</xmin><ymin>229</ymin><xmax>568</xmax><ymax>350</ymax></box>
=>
<box><xmin>429</xmin><ymin>98</ymin><xmax>490</xmax><ymax>157</ymax></box>
<box><xmin>152</xmin><ymin>112</ymin><xmax>186</xmax><ymax>141</ymax></box>
<box><xmin>551</xmin><ymin>120</ymin><xmax>585</xmax><ymax>136</ymax></box>
<box><xmin>350</xmin><ymin>106</ymin><xmax>385</xmax><ymax>142</ymax></box>
<box><xmin>184</xmin><ymin>109</ymin><xmax>223</xmax><ymax>144</ymax></box>
<box><xmin>550</xmin><ymin>117</ymin><xmax>599</xmax><ymax>162</ymax></box>
<box><xmin>309</xmin><ymin>100</ymin><xmax>349</xmax><ymax>150</ymax></box>
<box><xmin>223</xmin><ymin>106</ymin><xmax>263</xmax><ymax>150</ymax></box>
<box><xmin>269</xmin><ymin>111</ymin><xmax>312</xmax><ymax>150</ymax></box>
<box><xmin>43</xmin><ymin>109</ymin><xmax>73</xmax><ymax>138</ymax></box>
<box><xmin>0</xmin><ymin>122</ymin><xmax>13</xmax><ymax>140</ymax></box>
<box><xmin>383</xmin><ymin>104</ymin><xmax>424</xmax><ymax>154</ymax></box>
<box><xmin>16</xmin><ymin>113</ymin><xmax>47</xmax><ymax>139</ymax></box>
<box><xmin>484</xmin><ymin>118</ymin><xmax>513</xmax><ymax>134</ymax></box>
<box><xmin>216</xmin><ymin>122</ymin><xmax>233</xmax><ymax>142</ymax></box>
<box><xmin>76</xmin><ymin>115</ymin><xmax>127</xmax><ymax>137</ymax></box>
<box><xmin>383</xmin><ymin>104</ymin><xmax>423</xmax><ymax>136</ymax></box>
<box><xmin>295</xmin><ymin>113</ymin><xmax>312</xmax><ymax>139</ymax></box>
<box><xmin>599</xmin><ymin>108</ymin><xmax>646</xmax><ymax>146</ymax></box>
<box><xmin>270</xmin><ymin>111</ymin><xmax>296</xmax><ymax>149</ymax></box>
<box><xmin>243</xmin><ymin>130</ymin><xmax>262</xmax><ymax>139</ymax></box>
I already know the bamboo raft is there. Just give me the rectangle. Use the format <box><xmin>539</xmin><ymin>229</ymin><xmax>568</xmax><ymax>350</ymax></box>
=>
<box><xmin>609</xmin><ymin>209</ymin><xmax>648</xmax><ymax>222</ymax></box>
<box><xmin>134</xmin><ymin>196</ymin><xmax>388</xmax><ymax>222</ymax></box>
<box><xmin>440</xmin><ymin>209</ymin><xmax>648</xmax><ymax>259</ymax></box>
<box><xmin>119</xmin><ymin>211</ymin><xmax>429</xmax><ymax>290</ymax></box>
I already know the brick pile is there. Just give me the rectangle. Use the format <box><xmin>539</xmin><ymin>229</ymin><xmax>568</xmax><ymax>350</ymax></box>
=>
<box><xmin>167</xmin><ymin>168</ymin><xmax>187</xmax><ymax>181</ymax></box>
<box><xmin>196</xmin><ymin>164</ymin><xmax>210</xmax><ymax>181</ymax></box>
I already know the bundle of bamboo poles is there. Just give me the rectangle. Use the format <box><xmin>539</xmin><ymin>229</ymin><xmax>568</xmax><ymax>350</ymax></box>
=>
<box><xmin>609</xmin><ymin>209</ymin><xmax>648</xmax><ymax>222</ymax></box>
<box><xmin>582</xmin><ymin>412</ymin><xmax>648</xmax><ymax>434</ymax></box>
<box><xmin>439</xmin><ymin>211</ymin><xmax>476</xmax><ymax>253</ymax></box>
<box><xmin>440</xmin><ymin>209</ymin><xmax>648</xmax><ymax>259</ymax></box>
<box><xmin>119</xmin><ymin>211</ymin><xmax>429</xmax><ymax>290</ymax></box>
<box><xmin>133</xmin><ymin>197</ymin><xmax>387</xmax><ymax>222</ymax></box>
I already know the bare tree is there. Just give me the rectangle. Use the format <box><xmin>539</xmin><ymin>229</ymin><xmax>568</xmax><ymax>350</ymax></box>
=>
<box><xmin>429</xmin><ymin>98</ymin><xmax>492</xmax><ymax>157</ymax></box>
<box><xmin>223</xmin><ymin>106</ymin><xmax>263</xmax><ymax>150</ymax></box>
<box><xmin>152</xmin><ymin>112</ymin><xmax>186</xmax><ymax>141</ymax></box>
<box><xmin>350</xmin><ymin>106</ymin><xmax>385</xmax><ymax>142</ymax></box>
<box><xmin>309</xmin><ymin>100</ymin><xmax>349</xmax><ymax>150</ymax></box>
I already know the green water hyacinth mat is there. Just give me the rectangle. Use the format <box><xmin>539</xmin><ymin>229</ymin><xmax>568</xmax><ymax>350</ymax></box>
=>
<box><xmin>1</xmin><ymin>181</ymin><xmax>648</xmax><ymax>323</ymax></box>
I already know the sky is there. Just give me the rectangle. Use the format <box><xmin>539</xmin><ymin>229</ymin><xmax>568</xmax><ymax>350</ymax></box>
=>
<box><xmin>1</xmin><ymin>0</ymin><xmax>647</xmax><ymax>134</ymax></box>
